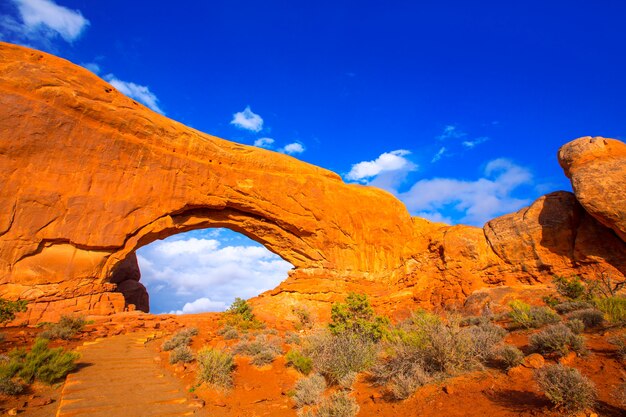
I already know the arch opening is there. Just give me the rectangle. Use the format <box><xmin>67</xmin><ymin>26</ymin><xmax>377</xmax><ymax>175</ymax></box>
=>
<box><xmin>114</xmin><ymin>227</ymin><xmax>294</xmax><ymax>314</ymax></box>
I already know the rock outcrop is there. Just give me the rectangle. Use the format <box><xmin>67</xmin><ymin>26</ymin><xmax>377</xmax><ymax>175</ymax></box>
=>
<box><xmin>0</xmin><ymin>42</ymin><xmax>624</xmax><ymax>323</ymax></box>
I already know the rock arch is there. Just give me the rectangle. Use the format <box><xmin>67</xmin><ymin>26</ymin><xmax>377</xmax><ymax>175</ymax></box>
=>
<box><xmin>1</xmin><ymin>43</ymin><xmax>625</xmax><ymax>323</ymax></box>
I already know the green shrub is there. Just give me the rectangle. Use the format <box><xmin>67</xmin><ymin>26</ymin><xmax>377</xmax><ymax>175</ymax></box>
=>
<box><xmin>553</xmin><ymin>275</ymin><xmax>586</xmax><ymax>300</ymax></box>
<box><xmin>169</xmin><ymin>345</ymin><xmax>194</xmax><ymax>364</ymax></box>
<box><xmin>0</xmin><ymin>376</ymin><xmax>23</xmax><ymax>395</ymax></box>
<box><xmin>496</xmin><ymin>345</ymin><xmax>524</xmax><ymax>369</ymax></box>
<box><xmin>223</xmin><ymin>298</ymin><xmax>264</xmax><ymax>330</ymax></box>
<box><xmin>535</xmin><ymin>364</ymin><xmax>596</xmax><ymax>412</ymax></box>
<box><xmin>568</xmin><ymin>309</ymin><xmax>604</xmax><ymax>328</ymax></box>
<box><xmin>508</xmin><ymin>301</ymin><xmax>560</xmax><ymax>329</ymax></box>
<box><xmin>529</xmin><ymin>324</ymin><xmax>585</xmax><ymax>357</ymax></box>
<box><xmin>0</xmin><ymin>338</ymin><xmax>79</xmax><ymax>384</ymax></box>
<box><xmin>328</xmin><ymin>293</ymin><xmax>389</xmax><ymax>342</ymax></box>
<box><xmin>196</xmin><ymin>347</ymin><xmax>234</xmax><ymax>389</ymax></box>
<box><xmin>315</xmin><ymin>391</ymin><xmax>359</xmax><ymax>417</ymax></box>
<box><xmin>565</xmin><ymin>319</ymin><xmax>585</xmax><ymax>335</ymax></box>
<box><xmin>594</xmin><ymin>296</ymin><xmax>626</xmax><ymax>324</ymax></box>
<box><xmin>305</xmin><ymin>330</ymin><xmax>378</xmax><ymax>385</ymax></box>
<box><xmin>40</xmin><ymin>315</ymin><xmax>86</xmax><ymax>340</ymax></box>
<box><xmin>554</xmin><ymin>301</ymin><xmax>593</xmax><ymax>314</ymax></box>
<box><xmin>293</xmin><ymin>373</ymin><xmax>326</xmax><ymax>407</ymax></box>
<box><xmin>162</xmin><ymin>328</ymin><xmax>198</xmax><ymax>351</ymax></box>
<box><xmin>0</xmin><ymin>298</ymin><xmax>27</xmax><ymax>324</ymax></box>
<box><xmin>228</xmin><ymin>297</ymin><xmax>254</xmax><ymax>321</ymax></box>
<box><xmin>286</xmin><ymin>349</ymin><xmax>313</xmax><ymax>375</ymax></box>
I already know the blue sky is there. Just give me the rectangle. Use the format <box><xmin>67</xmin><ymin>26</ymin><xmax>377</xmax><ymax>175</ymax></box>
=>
<box><xmin>2</xmin><ymin>1</ymin><xmax>625</xmax><ymax>313</ymax></box>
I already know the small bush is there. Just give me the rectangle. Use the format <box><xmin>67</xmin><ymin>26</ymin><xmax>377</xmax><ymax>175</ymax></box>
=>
<box><xmin>616</xmin><ymin>382</ymin><xmax>626</xmax><ymax>407</ymax></box>
<box><xmin>293</xmin><ymin>373</ymin><xmax>326</xmax><ymax>407</ymax></box>
<box><xmin>286</xmin><ymin>331</ymin><xmax>302</xmax><ymax>345</ymax></box>
<box><xmin>0</xmin><ymin>376</ymin><xmax>23</xmax><ymax>395</ymax></box>
<box><xmin>250</xmin><ymin>349</ymin><xmax>277</xmax><ymax>367</ymax></box>
<box><xmin>315</xmin><ymin>391</ymin><xmax>359</xmax><ymax>417</ymax></box>
<box><xmin>286</xmin><ymin>349</ymin><xmax>313</xmax><ymax>375</ymax></box>
<box><xmin>508</xmin><ymin>301</ymin><xmax>560</xmax><ymax>329</ymax></box>
<box><xmin>529</xmin><ymin>324</ymin><xmax>585</xmax><ymax>357</ymax></box>
<box><xmin>233</xmin><ymin>334</ymin><xmax>282</xmax><ymax>367</ymax></box>
<box><xmin>305</xmin><ymin>330</ymin><xmax>377</xmax><ymax>384</ymax></box>
<box><xmin>594</xmin><ymin>296</ymin><xmax>626</xmax><ymax>324</ymax></box>
<box><xmin>554</xmin><ymin>301</ymin><xmax>593</xmax><ymax>314</ymax></box>
<box><xmin>293</xmin><ymin>305</ymin><xmax>315</xmax><ymax>330</ymax></box>
<box><xmin>608</xmin><ymin>334</ymin><xmax>626</xmax><ymax>360</ymax></box>
<box><xmin>223</xmin><ymin>298</ymin><xmax>264</xmax><ymax>330</ymax></box>
<box><xmin>553</xmin><ymin>275</ymin><xmax>586</xmax><ymax>300</ymax></box>
<box><xmin>162</xmin><ymin>328</ymin><xmax>198</xmax><ymax>351</ymax></box>
<box><xmin>568</xmin><ymin>309</ymin><xmax>604</xmax><ymax>328</ymax></box>
<box><xmin>465</xmin><ymin>322</ymin><xmax>507</xmax><ymax>362</ymax></box>
<box><xmin>338</xmin><ymin>371</ymin><xmax>357</xmax><ymax>390</ymax></box>
<box><xmin>328</xmin><ymin>293</ymin><xmax>389</xmax><ymax>342</ymax></box>
<box><xmin>0</xmin><ymin>298</ymin><xmax>28</xmax><ymax>324</ymax></box>
<box><xmin>169</xmin><ymin>345</ymin><xmax>194</xmax><ymax>364</ymax></box>
<box><xmin>0</xmin><ymin>338</ymin><xmax>80</xmax><ymax>384</ymax></box>
<box><xmin>40</xmin><ymin>315</ymin><xmax>86</xmax><ymax>340</ymax></box>
<box><xmin>0</xmin><ymin>333</ymin><xmax>5</xmax><ymax>343</ymax></box>
<box><xmin>197</xmin><ymin>347</ymin><xmax>234</xmax><ymax>389</ymax></box>
<box><xmin>535</xmin><ymin>364</ymin><xmax>596</xmax><ymax>412</ymax></box>
<box><xmin>566</xmin><ymin>319</ymin><xmax>585</xmax><ymax>335</ymax></box>
<box><xmin>370</xmin><ymin>343</ymin><xmax>431</xmax><ymax>400</ymax></box>
<box><xmin>496</xmin><ymin>345</ymin><xmax>524</xmax><ymax>369</ymax></box>
<box><xmin>222</xmin><ymin>328</ymin><xmax>240</xmax><ymax>340</ymax></box>
<box><xmin>263</xmin><ymin>328</ymin><xmax>279</xmax><ymax>336</ymax></box>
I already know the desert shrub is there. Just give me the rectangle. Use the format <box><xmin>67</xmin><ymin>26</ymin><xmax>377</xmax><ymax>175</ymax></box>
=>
<box><xmin>553</xmin><ymin>275</ymin><xmax>586</xmax><ymax>300</ymax></box>
<box><xmin>554</xmin><ymin>300</ymin><xmax>593</xmax><ymax>314</ymax></box>
<box><xmin>529</xmin><ymin>324</ymin><xmax>585</xmax><ymax>357</ymax></box>
<box><xmin>465</xmin><ymin>322</ymin><xmax>507</xmax><ymax>362</ymax></box>
<box><xmin>0</xmin><ymin>376</ymin><xmax>23</xmax><ymax>395</ymax></box>
<box><xmin>371</xmin><ymin>343</ymin><xmax>431</xmax><ymax>400</ymax></box>
<box><xmin>608</xmin><ymin>334</ymin><xmax>626</xmax><ymax>360</ymax></box>
<box><xmin>197</xmin><ymin>347</ymin><xmax>234</xmax><ymax>389</ymax></box>
<box><xmin>0</xmin><ymin>333</ymin><xmax>5</xmax><ymax>343</ymax></box>
<box><xmin>305</xmin><ymin>330</ymin><xmax>378</xmax><ymax>384</ymax></box>
<box><xmin>286</xmin><ymin>349</ymin><xmax>313</xmax><ymax>375</ymax></box>
<box><xmin>293</xmin><ymin>373</ymin><xmax>326</xmax><ymax>407</ymax></box>
<box><xmin>586</xmin><ymin>272</ymin><xmax>626</xmax><ymax>299</ymax></box>
<box><xmin>594</xmin><ymin>296</ymin><xmax>626</xmax><ymax>324</ymax></box>
<box><xmin>338</xmin><ymin>371</ymin><xmax>357</xmax><ymax>390</ymax></box>
<box><xmin>568</xmin><ymin>308</ymin><xmax>604</xmax><ymax>328</ymax></box>
<box><xmin>169</xmin><ymin>345</ymin><xmax>194</xmax><ymax>364</ymax></box>
<box><xmin>162</xmin><ymin>327</ymin><xmax>198</xmax><ymax>351</ymax></box>
<box><xmin>233</xmin><ymin>334</ymin><xmax>282</xmax><ymax>366</ymax></box>
<box><xmin>496</xmin><ymin>345</ymin><xmax>524</xmax><ymax>369</ymax></box>
<box><xmin>565</xmin><ymin>319</ymin><xmax>585</xmax><ymax>334</ymax></box>
<box><xmin>508</xmin><ymin>300</ymin><xmax>560</xmax><ymax>329</ymax></box>
<box><xmin>223</xmin><ymin>298</ymin><xmax>264</xmax><ymax>330</ymax></box>
<box><xmin>543</xmin><ymin>295</ymin><xmax>560</xmax><ymax>308</ymax></box>
<box><xmin>315</xmin><ymin>391</ymin><xmax>359</xmax><ymax>417</ymax></box>
<box><xmin>616</xmin><ymin>382</ymin><xmax>626</xmax><ymax>407</ymax></box>
<box><xmin>535</xmin><ymin>364</ymin><xmax>596</xmax><ymax>412</ymax></box>
<box><xmin>0</xmin><ymin>338</ymin><xmax>79</xmax><ymax>384</ymax></box>
<box><xmin>286</xmin><ymin>331</ymin><xmax>302</xmax><ymax>345</ymax></box>
<box><xmin>460</xmin><ymin>316</ymin><xmax>490</xmax><ymax>326</ymax></box>
<box><xmin>293</xmin><ymin>305</ymin><xmax>315</xmax><ymax>330</ymax></box>
<box><xmin>40</xmin><ymin>315</ymin><xmax>86</xmax><ymax>340</ymax></box>
<box><xmin>222</xmin><ymin>328</ymin><xmax>240</xmax><ymax>340</ymax></box>
<box><xmin>0</xmin><ymin>298</ymin><xmax>27</xmax><ymax>324</ymax></box>
<box><xmin>328</xmin><ymin>293</ymin><xmax>389</xmax><ymax>342</ymax></box>
<box><xmin>264</xmin><ymin>328</ymin><xmax>279</xmax><ymax>335</ymax></box>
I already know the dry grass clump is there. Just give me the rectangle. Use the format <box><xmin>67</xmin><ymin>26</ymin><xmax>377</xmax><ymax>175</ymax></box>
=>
<box><xmin>496</xmin><ymin>345</ymin><xmax>524</xmax><ymax>369</ymax></box>
<box><xmin>314</xmin><ymin>391</ymin><xmax>360</xmax><ymax>417</ymax></box>
<box><xmin>508</xmin><ymin>300</ymin><xmax>561</xmax><ymax>329</ymax></box>
<box><xmin>162</xmin><ymin>328</ymin><xmax>198</xmax><ymax>351</ymax></box>
<box><xmin>197</xmin><ymin>347</ymin><xmax>234</xmax><ymax>389</ymax></box>
<box><xmin>40</xmin><ymin>315</ymin><xmax>87</xmax><ymax>340</ymax></box>
<box><xmin>293</xmin><ymin>373</ymin><xmax>326</xmax><ymax>408</ymax></box>
<box><xmin>169</xmin><ymin>345</ymin><xmax>194</xmax><ymax>364</ymax></box>
<box><xmin>529</xmin><ymin>323</ymin><xmax>585</xmax><ymax>357</ymax></box>
<box><xmin>568</xmin><ymin>308</ymin><xmax>604</xmax><ymax>328</ymax></box>
<box><xmin>554</xmin><ymin>301</ymin><xmax>593</xmax><ymax>314</ymax></box>
<box><xmin>535</xmin><ymin>364</ymin><xmax>596</xmax><ymax>413</ymax></box>
<box><xmin>233</xmin><ymin>334</ymin><xmax>283</xmax><ymax>366</ymax></box>
<box><xmin>594</xmin><ymin>296</ymin><xmax>626</xmax><ymax>324</ymax></box>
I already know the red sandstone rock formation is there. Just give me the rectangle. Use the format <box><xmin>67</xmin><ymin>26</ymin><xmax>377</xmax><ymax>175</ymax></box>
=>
<box><xmin>0</xmin><ymin>42</ymin><xmax>624</xmax><ymax>323</ymax></box>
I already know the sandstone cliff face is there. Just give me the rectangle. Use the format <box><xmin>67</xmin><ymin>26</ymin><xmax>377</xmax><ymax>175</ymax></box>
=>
<box><xmin>0</xmin><ymin>42</ymin><xmax>624</xmax><ymax>323</ymax></box>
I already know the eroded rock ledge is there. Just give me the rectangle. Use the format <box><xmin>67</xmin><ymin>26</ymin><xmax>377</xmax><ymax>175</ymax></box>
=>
<box><xmin>0</xmin><ymin>42</ymin><xmax>624</xmax><ymax>323</ymax></box>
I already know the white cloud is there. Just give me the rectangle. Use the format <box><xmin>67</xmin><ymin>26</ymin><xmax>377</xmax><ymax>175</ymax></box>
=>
<box><xmin>1</xmin><ymin>0</ymin><xmax>89</xmax><ymax>45</ymax></box>
<box><xmin>104</xmin><ymin>74</ymin><xmax>164</xmax><ymax>114</ymax></box>
<box><xmin>431</xmin><ymin>146</ymin><xmax>446</xmax><ymax>163</ymax></box>
<box><xmin>436</xmin><ymin>125</ymin><xmax>466</xmax><ymax>141</ymax></box>
<box><xmin>231</xmin><ymin>106</ymin><xmax>263</xmax><ymax>132</ymax></box>
<box><xmin>81</xmin><ymin>62</ymin><xmax>100</xmax><ymax>74</ymax></box>
<box><xmin>462</xmin><ymin>136</ymin><xmax>489</xmax><ymax>149</ymax></box>
<box><xmin>137</xmin><ymin>235</ymin><xmax>293</xmax><ymax>314</ymax></box>
<box><xmin>346</xmin><ymin>150</ymin><xmax>415</xmax><ymax>181</ymax></box>
<box><xmin>254</xmin><ymin>137</ymin><xmax>275</xmax><ymax>148</ymax></box>
<box><xmin>399</xmin><ymin>158</ymin><xmax>533</xmax><ymax>225</ymax></box>
<box><xmin>169</xmin><ymin>297</ymin><xmax>226</xmax><ymax>315</ymax></box>
<box><xmin>280</xmin><ymin>142</ymin><xmax>305</xmax><ymax>155</ymax></box>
